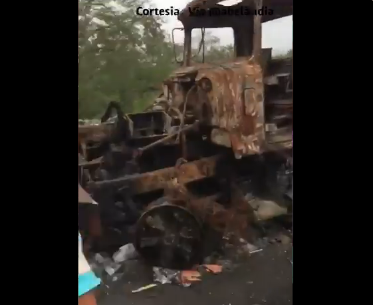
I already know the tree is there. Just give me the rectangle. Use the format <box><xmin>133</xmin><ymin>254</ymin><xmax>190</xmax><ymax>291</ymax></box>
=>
<box><xmin>78</xmin><ymin>2</ymin><xmax>237</xmax><ymax>119</ymax></box>
<box><xmin>78</xmin><ymin>0</ymin><xmax>175</xmax><ymax>118</ymax></box>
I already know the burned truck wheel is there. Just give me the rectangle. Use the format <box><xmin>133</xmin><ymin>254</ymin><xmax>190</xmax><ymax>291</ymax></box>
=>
<box><xmin>134</xmin><ymin>199</ymin><xmax>202</xmax><ymax>269</ymax></box>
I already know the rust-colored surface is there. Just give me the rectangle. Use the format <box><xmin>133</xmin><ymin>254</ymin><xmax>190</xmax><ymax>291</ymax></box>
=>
<box><xmin>88</xmin><ymin>155</ymin><xmax>222</xmax><ymax>194</ymax></box>
<box><xmin>137</xmin><ymin>121</ymin><xmax>200</xmax><ymax>155</ymax></box>
<box><xmin>168</xmin><ymin>0</ymin><xmax>293</xmax><ymax>157</ymax></box>
<box><xmin>203</xmin><ymin>264</ymin><xmax>223</xmax><ymax>274</ymax></box>
<box><xmin>190</xmin><ymin>194</ymin><xmax>251</xmax><ymax>239</ymax></box>
<box><xmin>158</xmin><ymin>177</ymin><xmax>255</xmax><ymax>241</ymax></box>
<box><xmin>78</xmin><ymin>291</ymin><xmax>98</xmax><ymax>305</ymax></box>
<box><xmin>180</xmin><ymin>270</ymin><xmax>201</xmax><ymax>283</ymax></box>
<box><xmin>167</xmin><ymin>59</ymin><xmax>265</xmax><ymax>157</ymax></box>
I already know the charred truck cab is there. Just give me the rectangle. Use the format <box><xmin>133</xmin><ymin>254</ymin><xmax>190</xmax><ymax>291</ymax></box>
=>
<box><xmin>152</xmin><ymin>0</ymin><xmax>293</xmax><ymax>158</ymax></box>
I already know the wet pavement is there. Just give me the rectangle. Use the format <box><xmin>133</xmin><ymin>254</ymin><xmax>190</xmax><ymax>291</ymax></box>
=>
<box><xmin>98</xmin><ymin>243</ymin><xmax>292</xmax><ymax>305</ymax></box>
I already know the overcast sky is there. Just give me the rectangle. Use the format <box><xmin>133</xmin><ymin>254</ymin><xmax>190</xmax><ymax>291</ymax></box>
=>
<box><xmin>150</xmin><ymin>0</ymin><xmax>292</xmax><ymax>55</ymax></box>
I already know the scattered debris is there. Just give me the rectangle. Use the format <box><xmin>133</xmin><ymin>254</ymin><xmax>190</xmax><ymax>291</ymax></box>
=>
<box><xmin>80</xmin><ymin>102</ymin><xmax>292</xmax><ymax>268</ymax></box>
<box><xmin>131</xmin><ymin>284</ymin><xmax>157</xmax><ymax>293</ymax></box>
<box><xmin>278</xmin><ymin>234</ymin><xmax>292</xmax><ymax>245</ymax></box>
<box><xmin>152</xmin><ymin>265</ymin><xmax>225</xmax><ymax>288</ymax></box>
<box><xmin>93</xmin><ymin>253</ymin><xmax>121</xmax><ymax>277</ymax></box>
<box><xmin>267</xmin><ymin>233</ymin><xmax>292</xmax><ymax>245</ymax></box>
<box><xmin>152</xmin><ymin>267</ymin><xmax>201</xmax><ymax>287</ymax></box>
<box><xmin>249</xmin><ymin>199</ymin><xmax>288</xmax><ymax>221</ymax></box>
<box><xmin>203</xmin><ymin>264</ymin><xmax>223</xmax><ymax>274</ymax></box>
<box><xmin>249</xmin><ymin>249</ymin><xmax>263</xmax><ymax>254</ymax></box>
<box><xmin>112</xmin><ymin>243</ymin><xmax>139</xmax><ymax>263</ymax></box>
<box><xmin>180</xmin><ymin>270</ymin><xmax>201</xmax><ymax>284</ymax></box>
<box><xmin>153</xmin><ymin>267</ymin><xmax>179</xmax><ymax>284</ymax></box>
<box><xmin>239</xmin><ymin>238</ymin><xmax>259</xmax><ymax>253</ymax></box>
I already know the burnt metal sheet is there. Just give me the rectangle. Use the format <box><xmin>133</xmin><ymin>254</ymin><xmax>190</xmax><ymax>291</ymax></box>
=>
<box><xmin>157</xmin><ymin>182</ymin><xmax>254</xmax><ymax>241</ymax></box>
<box><xmin>192</xmin><ymin>59</ymin><xmax>265</xmax><ymax>156</ymax></box>
<box><xmin>88</xmin><ymin>155</ymin><xmax>222</xmax><ymax>195</ymax></box>
<box><xmin>164</xmin><ymin>58</ymin><xmax>292</xmax><ymax>156</ymax></box>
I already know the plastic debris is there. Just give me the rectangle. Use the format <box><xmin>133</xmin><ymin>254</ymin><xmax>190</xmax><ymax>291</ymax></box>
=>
<box><xmin>152</xmin><ymin>267</ymin><xmax>203</xmax><ymax>287</ymax></box>
<box><xmin>180</xmin><ymin>270</ymin><xmax>201</xmax><ymax>285</ymax></box>
<box><xmin>239</xmin><ymin>238</ymin><xmax>259</xmax><ymax>253</ymax></box>
<box><xmin>203</xmin><ymin>264</ymin><xmax>223</xmax><ymax>274</ymax></box>
<box><xmin>90</xmin><ymin>253</ymin><xmax>124</xmax><ymax>284</ymax></box>
<box><xmin>112</xmin><ymin>243</ymin><xmax>139</xmax><ymax>263</ymax></box>
<box><xmin>111</xmin><ymin>273</ymin><xmax>125</xmax><ymax>282</ymax></box>
<box><xmin>249</xmin><ymin>249</ymin><xmax>263</xmax><ymax>254</ymax></box>
<box><xmin>93</xmin><ymin>253</ymin><xmax>121</xmax><ymax>276</ymax></box>
<box><xmin>153</xmin><ymin>267</ymin><xmax>179</xmax><ymax>284</ymax></box>
<box><xmin>131</xmin><ymin>284</ymin><xmax>157</xmax><ymax>293</ymax></box>
<box><xmin>254</xmin><ymin>199</ymin><xmax>288</xmax><ymax>220</ymax></box>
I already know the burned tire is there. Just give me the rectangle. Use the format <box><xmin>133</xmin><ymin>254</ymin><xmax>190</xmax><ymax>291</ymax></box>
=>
<box><xmin>135</xmin><ymin>198</ymin><xmax>202</xmax><ymax>269</ymax></box>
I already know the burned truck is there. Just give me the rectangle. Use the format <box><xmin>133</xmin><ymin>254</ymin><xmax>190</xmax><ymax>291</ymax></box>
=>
<box><xmin>78</xmin><ymin>0</ymin><xmax>293</xmax><ymax>268</ymax></box>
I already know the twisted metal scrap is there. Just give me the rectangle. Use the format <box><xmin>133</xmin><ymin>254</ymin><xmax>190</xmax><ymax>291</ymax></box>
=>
<box><xmin>160</xmin><ymin>170</ymin><xmax>255</xmax><ymax>242</ymax></box>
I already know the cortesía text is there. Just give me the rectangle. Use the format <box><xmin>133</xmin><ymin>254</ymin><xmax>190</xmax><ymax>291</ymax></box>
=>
<box><xmin>135</xmin><ymin>6</ymin><xmax>273</xmax><ymax>17</ymax></box>
<box><xmin>188</xmin><ymin>6</ymin><xmax>274</xmax><ymax>17</ymax></box>
<box><xmin>136</xmin><ymin>7</ymin><xmax>180</xmax><ymax>16</ymax></box>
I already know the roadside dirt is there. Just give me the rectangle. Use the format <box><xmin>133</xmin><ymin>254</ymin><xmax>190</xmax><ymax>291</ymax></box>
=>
<box><xmin>98</xmin><ymin>243</ymin><xmax>292</xmax><ymax>305</ymax></box>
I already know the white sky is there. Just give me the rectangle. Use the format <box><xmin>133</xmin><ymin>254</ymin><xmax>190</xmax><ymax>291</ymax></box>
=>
<box><xmin>150</xmin><ymin>0</ymin><xmax>292</xmax><ymax>55</ymax></box>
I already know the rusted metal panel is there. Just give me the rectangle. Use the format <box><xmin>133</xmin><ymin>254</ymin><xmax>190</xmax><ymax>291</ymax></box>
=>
<box><xmin>158</xmin><ymin>181</ymin><xmax>254</xmax><ymax>241</ymax></box>
<box><xmin>88</xmin><ymin>155</ymin><xmax>222</xmax><ymax>194</ymax></box>
<box><xmin>163</xmin><ymin>59</ymin><xmax>265</xmax><ymax>156</ymax></box>
<box><xmin>194</xmin><ymin>60</ymin><xmax>265</xmax><ymax>157</ymax></box>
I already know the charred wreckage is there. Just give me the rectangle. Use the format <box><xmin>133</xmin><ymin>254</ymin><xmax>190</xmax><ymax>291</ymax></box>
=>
<box><xmin>78</xmin><ymin>0</ymin><xmax>293</xmax><ymax>269</ymax></box>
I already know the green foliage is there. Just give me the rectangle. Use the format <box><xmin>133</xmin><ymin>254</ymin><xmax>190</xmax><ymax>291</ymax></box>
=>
<box><xmin>79</xmin><ymin>0</ymin><xmax>175</xmax><ymax>118</ymax></box>
<box><xmin>80</xmin><ymin>1</ymin><xmax>287</xmax><ymax>119</ymax></box>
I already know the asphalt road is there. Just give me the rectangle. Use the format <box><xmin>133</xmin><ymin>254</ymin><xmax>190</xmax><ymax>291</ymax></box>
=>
<box><xmin>98</xmin><ymin>243</ymin><xmax>292</xmax><ymax>305</ymax></box>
